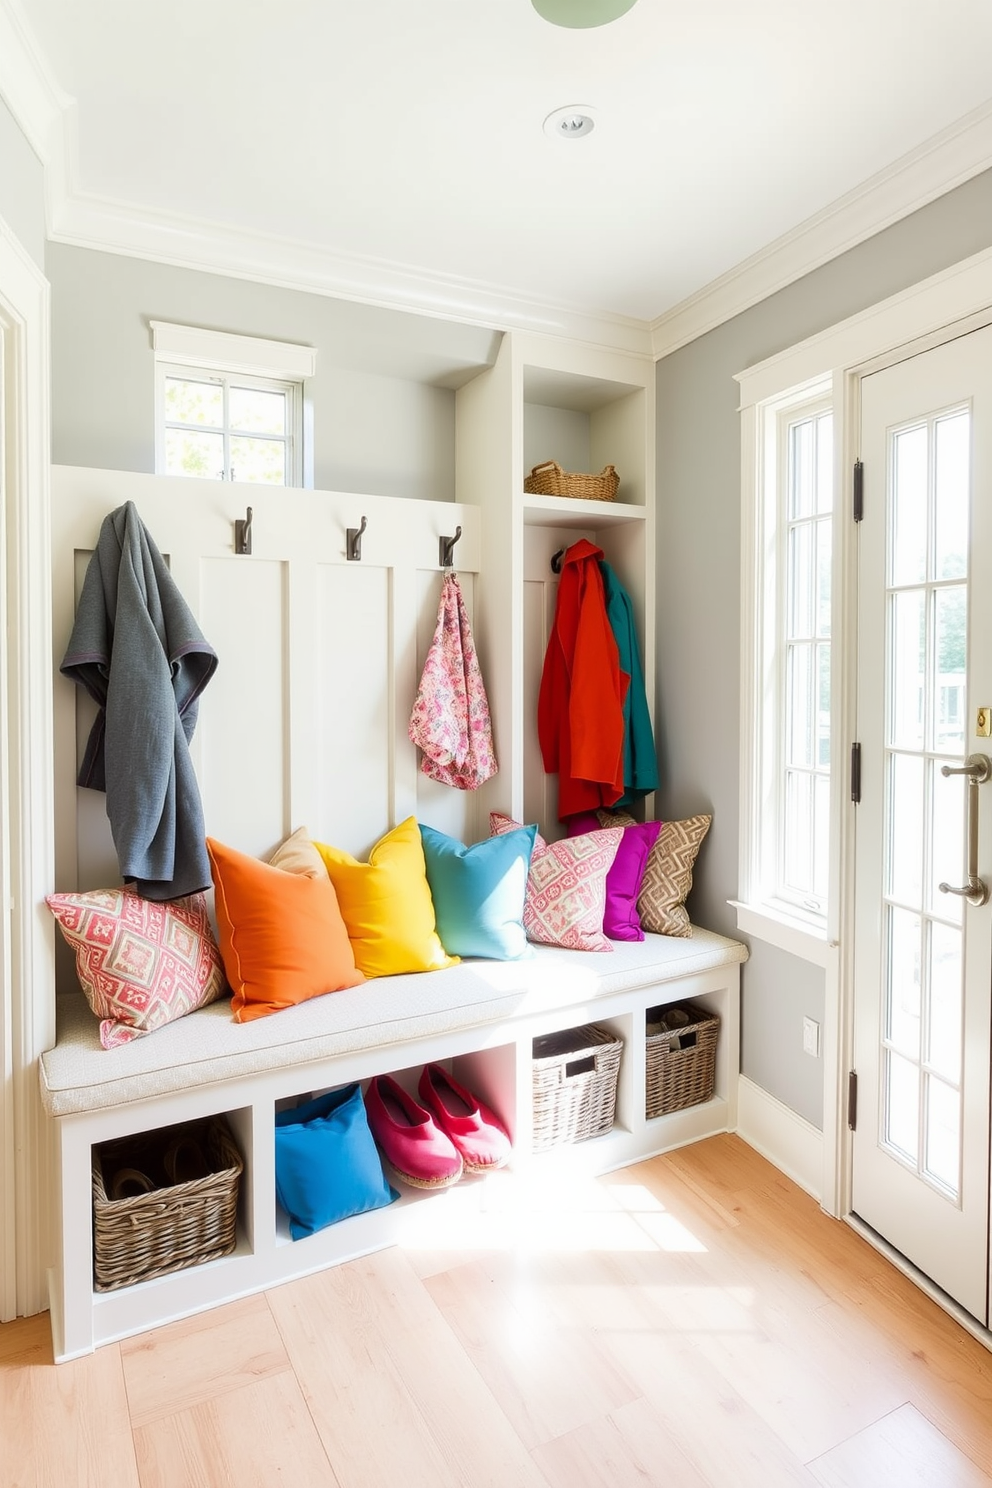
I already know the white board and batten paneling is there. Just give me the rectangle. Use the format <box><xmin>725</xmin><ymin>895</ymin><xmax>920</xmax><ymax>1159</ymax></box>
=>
<box><xmin>51</xmin><ymin>466</ymin><xmax>486</xmax><ymax>929</ymax></box>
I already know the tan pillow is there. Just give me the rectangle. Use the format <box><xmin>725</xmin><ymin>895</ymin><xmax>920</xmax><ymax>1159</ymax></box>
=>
<box><xmin>598</xmin><ymin>810</ymin><xmax>712</xmax><ymax>938</ymax></box>
<box><xmin>268</xmin><ymin>826</ymin><xmax>325</xmax><ymax>879</ymax></box>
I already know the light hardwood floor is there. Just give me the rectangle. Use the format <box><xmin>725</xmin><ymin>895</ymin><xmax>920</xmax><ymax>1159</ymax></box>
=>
<box><xmin>3</xmin><ymin>1134</ymin><xmax>992</xmax><ymax>1487</ymax></box>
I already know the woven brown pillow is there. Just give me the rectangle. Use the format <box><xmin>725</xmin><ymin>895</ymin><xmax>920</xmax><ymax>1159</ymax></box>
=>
<box><xmin>597</xmin><ymin>810</ymin><xmax>712</xmax><ymax>938</ymax></box>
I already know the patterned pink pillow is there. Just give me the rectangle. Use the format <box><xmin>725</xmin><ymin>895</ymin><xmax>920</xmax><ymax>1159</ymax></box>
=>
<box><xmin>489</xmin><ymin>812</ymin><xmax>622</xmax><ymax>952</ymax></box>
<box><xmin>46</xmin><ymin>888</ymin><xmax>228</xmax><ymax>1049</ymax></box>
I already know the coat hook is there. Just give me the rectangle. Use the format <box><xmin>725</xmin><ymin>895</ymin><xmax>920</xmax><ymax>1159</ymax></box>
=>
<box><xmin>439</xmin><ymin>525</ymin><xmax>462</xmax><ymax>569</ymax></box>
<box><xmin>234</xmin><ymin>506</ymin><xmax>253</xmax><ymax>555</ymax></box>
<box><xmin>550</xmin><ymin>547</ymin><xmax>565</xmax><ymax>574</ymax></box>
<box><xmin>346</xmin><ymin>515</ymin><xmax>368</xmax><ymax>562</ymax></box>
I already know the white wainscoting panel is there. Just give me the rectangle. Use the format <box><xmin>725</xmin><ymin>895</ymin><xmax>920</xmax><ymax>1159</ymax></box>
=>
<box><xmin>199</xmin><ymin>557</ymin><xmax>288</xmax><ymax>857</ymax></box>
<box><xmin>51</xmin><ymin>467</ymin><xmax>482</xmax><ymax>987</ymax></box>
<box><xmin>315</xmin><ymin>559</ymin><xmax>392</xmax><ymax>856</ymax></box>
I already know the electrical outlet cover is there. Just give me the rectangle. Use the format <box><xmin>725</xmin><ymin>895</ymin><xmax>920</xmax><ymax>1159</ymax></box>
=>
<box><xmin>802</xmin><ymin>1016</ymin><xmax>820</xmax><ymax>1058</ymax></box>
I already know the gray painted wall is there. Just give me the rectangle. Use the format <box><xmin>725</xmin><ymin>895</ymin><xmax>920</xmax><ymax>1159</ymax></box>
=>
<box><xmin>46</xmin><ymin>244</ymin><xmax>500</xmax><ymax>499</ymax></box>
<box><xmin>657</xmin><ymin>167</ymin><xmax>992</xmax><ymax>1129</ymax></box>
<box><xmin>0</xmin><ymin>94</ymin><xmax>45</xmax><ymax>268</ymax></box>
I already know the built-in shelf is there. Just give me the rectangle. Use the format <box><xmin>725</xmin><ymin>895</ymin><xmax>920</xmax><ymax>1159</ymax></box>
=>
<box><xmin>521</xmin><ymin>494</ymin><xmax>647</xmax><ymax>529</ymax></box>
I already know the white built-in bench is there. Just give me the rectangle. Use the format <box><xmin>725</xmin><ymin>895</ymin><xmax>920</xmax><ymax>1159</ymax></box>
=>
<box><xmin>41</xmin><ymin>928</ymin><xmax>746</xmax><ymax>1362</ymax></box>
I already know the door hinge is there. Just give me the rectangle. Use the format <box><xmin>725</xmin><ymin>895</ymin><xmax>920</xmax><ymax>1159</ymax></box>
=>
<box><xmin>848</xmin><ymin>1070</ymin><xmax>858</xmax><ymax>1131</ymax></box>
<box><xmin>851</xmin><ymin>742</ymin><xmax>862</xmax><ymax>804</ymax></box>
<box><xmin>853</xmin><ymin>459</ymin><xmax>864</xmax><ymax>522</ymax></box>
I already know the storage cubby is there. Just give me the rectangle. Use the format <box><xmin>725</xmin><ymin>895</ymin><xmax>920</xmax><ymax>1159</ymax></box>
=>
<box><xmin>522</xmin><ymin>365</ymin><xmax>649</xmax><ymax>509</ymax></box>
<box><xmin>456</xmin><ymin>329</ymin><xmax>655</xmax><ymax>838</ymax></box>
<box><xmin>48</xmin><ymin>931</ymin><xmax>743</xmax><ymax>1360</ymax></box>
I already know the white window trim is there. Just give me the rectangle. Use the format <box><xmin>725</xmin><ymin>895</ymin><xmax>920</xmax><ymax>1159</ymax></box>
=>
<box><xmin>150</xmin><ymin>321</ymin><xmax>316</xmax><ymax>488</ymax></box>
<box><xmin>735</xmin><ymin>375</ymin><xmax>833</xmax><ymax>968</ymax></box>
<box><xmin>149</xmin><ymin>321</ymin><xmax>316</xmax><ymax>379</ymax></box>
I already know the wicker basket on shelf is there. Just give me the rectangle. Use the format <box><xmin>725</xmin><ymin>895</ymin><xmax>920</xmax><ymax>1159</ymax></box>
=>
<box><xmin>531</xmin><ymin>1024</ymin><xmax>623</xmax><ymax>1150</ymax></box>
<box><xmin>644</xmin><ymin>1004</ymin><xmax>719</xmax><ymax>1119</ymax></box>
<box><xmin>92</xmin><ymin>1116</ymin><xmax>242</xmax><ymax>1291</ymax></box>
<box><xmin>524</xmin><ymin>460</ymin><xmax>619</xmax><ymax>502</ymax></box>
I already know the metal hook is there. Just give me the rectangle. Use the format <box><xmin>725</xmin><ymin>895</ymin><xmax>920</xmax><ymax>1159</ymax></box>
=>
<box><xmin>550</xmin><ymin>547</ymin><xmax>565</xmax><ymax>574</ymax></box>
<box><xmin>346</xmin><ymin>515</ymin><xmax>368</xmax><ymax>562</ymax></box>
<box><xmin>439</xmin><ymin>525</ymin><xmax>462</xmax><ymax>569</ymax></box>
<box><xmin>234</xmin><ymin>506</ymin><xmax>253</xmax><ymax>555</ymax></box>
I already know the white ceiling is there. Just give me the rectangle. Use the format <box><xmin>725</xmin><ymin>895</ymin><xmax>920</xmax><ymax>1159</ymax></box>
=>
<box><xmin>8</xmin><ymin>0</ymin><xmax>992</xmax><ymax>341</ymax></box>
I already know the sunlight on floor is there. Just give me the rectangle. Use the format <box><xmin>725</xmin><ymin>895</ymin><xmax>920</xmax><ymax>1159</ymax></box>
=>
<box><xmin>397</xmin><ymin>1167</ymin><xmax>710</xmax><ymax>1255</ymax></box>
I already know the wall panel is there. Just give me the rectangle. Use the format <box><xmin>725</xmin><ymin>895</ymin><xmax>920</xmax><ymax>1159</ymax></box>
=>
<box><xmin>51</xmin><ymin>467</ymin><xmax>481</xmax><ymax>992</ymax></box>
<box><xmin>314</xmin><ymin>561</ymin><xmax>391</xmax><ymax>856</ymax></box>
<box><xmin>199</xmin><ymin>557</ymin><xmax>288</xmax><ymax>857</ymax></box>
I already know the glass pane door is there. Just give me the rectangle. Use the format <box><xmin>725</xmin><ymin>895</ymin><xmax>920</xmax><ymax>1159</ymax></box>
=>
<box><xmin>852</xmin><ymin>325</ymin><xmax>992</xmax><ymax>1325</ymax></box>
<box><xmin>882</xmin><ymin>411</ymin><xmax>968</xmax><ymax>1199</ymax></box>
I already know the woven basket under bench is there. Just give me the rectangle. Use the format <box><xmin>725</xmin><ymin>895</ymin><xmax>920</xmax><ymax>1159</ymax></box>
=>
<box><xmin>92</xmin><ymin>1115</ymin><xmax>243</xmax><ymax>1291</ymax></box>
<box><xmin>531</xmin><ymin>1024</ymin><xmax>623</xmax><ymax>1151</ymax></box>
<box><xmin>644</xmin><ymin>1004</ymin><xmax>719</xmax><ymax>1119</ymax></box>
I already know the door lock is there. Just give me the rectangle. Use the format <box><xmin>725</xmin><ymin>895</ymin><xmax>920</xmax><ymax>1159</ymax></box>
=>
<box><xmin>978</xmin><ymin>707</ymin><xmax>992</xmax><ymax>738</ymax></box>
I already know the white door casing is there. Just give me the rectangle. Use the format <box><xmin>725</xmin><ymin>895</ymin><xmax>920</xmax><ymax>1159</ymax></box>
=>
<box><xmin>0</xmin><ymin>217</ymin><xmax>55</xmax><ymax>1321</ymax></box>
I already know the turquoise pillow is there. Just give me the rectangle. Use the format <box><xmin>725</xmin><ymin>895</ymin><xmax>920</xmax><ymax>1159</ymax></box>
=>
<box><xmin>274</xmin><ymin>1084</ymin><xmax>397</xmax><ymax>1240</ymax></box>
<box><xmin>419</xmin><ymin>821</ymin><xmax>536</xmax><ymax>960</ymax></box>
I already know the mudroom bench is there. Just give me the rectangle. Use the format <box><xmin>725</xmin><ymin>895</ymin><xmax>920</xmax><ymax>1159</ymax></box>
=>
<box><xmin>40</xmin><ymin>927</ymin><xmax>746</xmax><ymax>1362</ymax></box>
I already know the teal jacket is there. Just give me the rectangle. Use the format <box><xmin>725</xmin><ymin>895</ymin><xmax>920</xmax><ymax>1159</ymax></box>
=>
<box><xmin>599</xmin><ymin>561</ymin><xmax>658</xmax><ymax>804</ymax></box>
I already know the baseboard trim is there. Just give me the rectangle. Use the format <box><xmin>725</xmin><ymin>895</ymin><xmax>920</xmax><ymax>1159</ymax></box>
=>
<box><xmin>736</xmin><ymin>1075</ymin><xmax>823</xmax><ymax>1202</ymax></box>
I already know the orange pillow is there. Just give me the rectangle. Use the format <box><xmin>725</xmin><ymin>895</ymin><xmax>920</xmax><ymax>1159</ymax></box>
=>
<box><xmin>207</xmin><ymin>837</ymin><xmax>364</xmax><ymax>1023</ymax></box>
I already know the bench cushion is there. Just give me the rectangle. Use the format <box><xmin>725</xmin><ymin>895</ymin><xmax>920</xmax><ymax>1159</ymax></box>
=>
<box><xmin>39</xmin><ymin>928</ymin><xmax>747</xmax><ymax>1119</ymax></box>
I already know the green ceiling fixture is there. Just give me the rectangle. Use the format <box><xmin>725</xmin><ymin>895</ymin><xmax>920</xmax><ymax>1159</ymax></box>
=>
<box><xmin>531</xmin><ymin>0</ymin><xmax>638</xmax><ymax>27</ymax></box>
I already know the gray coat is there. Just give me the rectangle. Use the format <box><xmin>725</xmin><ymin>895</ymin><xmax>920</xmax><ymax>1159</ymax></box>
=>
<box><xmin>61</xmin><ymin>501</ymin><xmax>218</xmax><ymax>900</ymax></box>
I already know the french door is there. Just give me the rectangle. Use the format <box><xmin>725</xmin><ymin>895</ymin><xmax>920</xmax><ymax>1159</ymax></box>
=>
<box><xmin>852</xmin><ymin>325</ymin><xmax>992</xmax><ymax>1324</ymax></box>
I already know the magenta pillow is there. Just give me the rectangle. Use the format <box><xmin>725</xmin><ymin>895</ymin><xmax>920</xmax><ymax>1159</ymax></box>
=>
<box><xmin>566</xmin><ymin>814</ymin><xmax>661</xmax><ymax>942</ymax></box>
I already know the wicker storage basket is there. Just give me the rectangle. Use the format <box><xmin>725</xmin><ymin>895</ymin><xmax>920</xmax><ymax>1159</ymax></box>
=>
<box><xmin>532</xmin><ymin>1024</ymin><xmax>622</xmax><ymax>1151</ymax></box>
<box><xmin>92</xmin><ymin>1116</ymin><xmax>242</xmax><ymax>1292</ymax></box>
<box><xmin>644</xmin><ymin>1004</ymin><xmax>719</xmax><ymax>1119</ymax></box>
<box><xmin>524</xmin><ymin>460</ymin><xmax>619</xmax><ymax>502</ymax></box>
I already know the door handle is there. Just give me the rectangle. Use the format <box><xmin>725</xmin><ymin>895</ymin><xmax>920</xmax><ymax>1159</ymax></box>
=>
<box><xmin>939</xmin><ymin>753</ymin><xmax>992</xmax><ymax>907</ymax></box>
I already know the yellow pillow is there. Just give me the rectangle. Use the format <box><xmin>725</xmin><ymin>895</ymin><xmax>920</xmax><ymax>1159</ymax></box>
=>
<box><xmin>314</xmin><ymin>816</ymin><xmax>458</xmax><ymax>977</ymax></box>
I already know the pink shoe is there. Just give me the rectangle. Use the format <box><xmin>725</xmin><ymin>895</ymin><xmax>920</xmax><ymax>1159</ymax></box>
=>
<box><xmin>417</xmin><ymin>1064</ymin><xmax>511</xmax><ymax>1174</ymax></box>
<box><xmin>364</xmin><ymin>1075</ymin><xmax>463</xmax><ymax>1189</ymax></box>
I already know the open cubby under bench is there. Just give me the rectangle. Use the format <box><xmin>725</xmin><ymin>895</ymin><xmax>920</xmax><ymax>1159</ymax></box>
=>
<box><xmin>40</xmin><ymin>927</ymin><xmax>746</xmax><ymax>1362</ymax></box>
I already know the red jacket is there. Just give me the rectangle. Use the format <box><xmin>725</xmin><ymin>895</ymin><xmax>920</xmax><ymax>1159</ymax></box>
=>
<box><xmin>537</xmin><ymin>538</ymin><xmax>629</xmax><ymax>818</ymax></box>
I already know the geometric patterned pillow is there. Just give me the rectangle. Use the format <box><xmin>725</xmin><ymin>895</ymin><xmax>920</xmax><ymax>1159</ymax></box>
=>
<box><xmin>45</xmin><ymin>888</ymin><xmax>228</xmax><ymax>1049</ymax></box>
<box><xmin>489</xmin><ymin>812</ymin><xmax>622</xmax><ymax>952</ymax></box>
<box><xmin>599</xmin><ymin>812</ymin><xmax>712</xmax><ymax>937</ymax></box>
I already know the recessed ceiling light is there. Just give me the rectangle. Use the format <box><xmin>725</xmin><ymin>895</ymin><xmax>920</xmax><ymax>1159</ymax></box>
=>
<box><xmin>532</xmin><ymin>0</ymin><xmax>638</xmax><ymax>27</ymax></box>
<box><xmin>543</xmin><ymin>105</ymin><xmax>597</xmax><ymax>141</ymax></box>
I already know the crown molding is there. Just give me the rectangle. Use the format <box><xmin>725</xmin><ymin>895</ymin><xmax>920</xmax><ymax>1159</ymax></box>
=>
<box><xmin>650</xmin><ymin>99</ymin><xmax>992</xmax><ymax>361</ymax></box>
<box><xmin>5</xmin><ymin>0</ymin><xmax>991</xmax><ymax>365</ymax></box>
<box><xmin>0</xmin><ymin>0</ymin><xmax>68</xmax><ymax>162</ymax></box>
<box><xmin>48</xmin><ymin>184</ymin><xmax>655</xmax><ymax>358</ymax></box>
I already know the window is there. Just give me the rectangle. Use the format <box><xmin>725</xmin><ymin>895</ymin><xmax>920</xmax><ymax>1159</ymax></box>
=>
<box><xmin>781</xmin><ymin>407</ymin><xmax>833</xmax><ymax>916</ymax></box>
<box><xmin>150</xmin><ymin>321</ymin><xmax>316</xmax><ymax>487</ymax></box>
<box><xmin>734</xmin><ymin>378</ymin><xmax>835</xmax><ymax>964</ymax></box>
<box><xmin>160</xmin><ymin>367</ymin><xmax>296</xmax><ymax>484</ymax></box>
